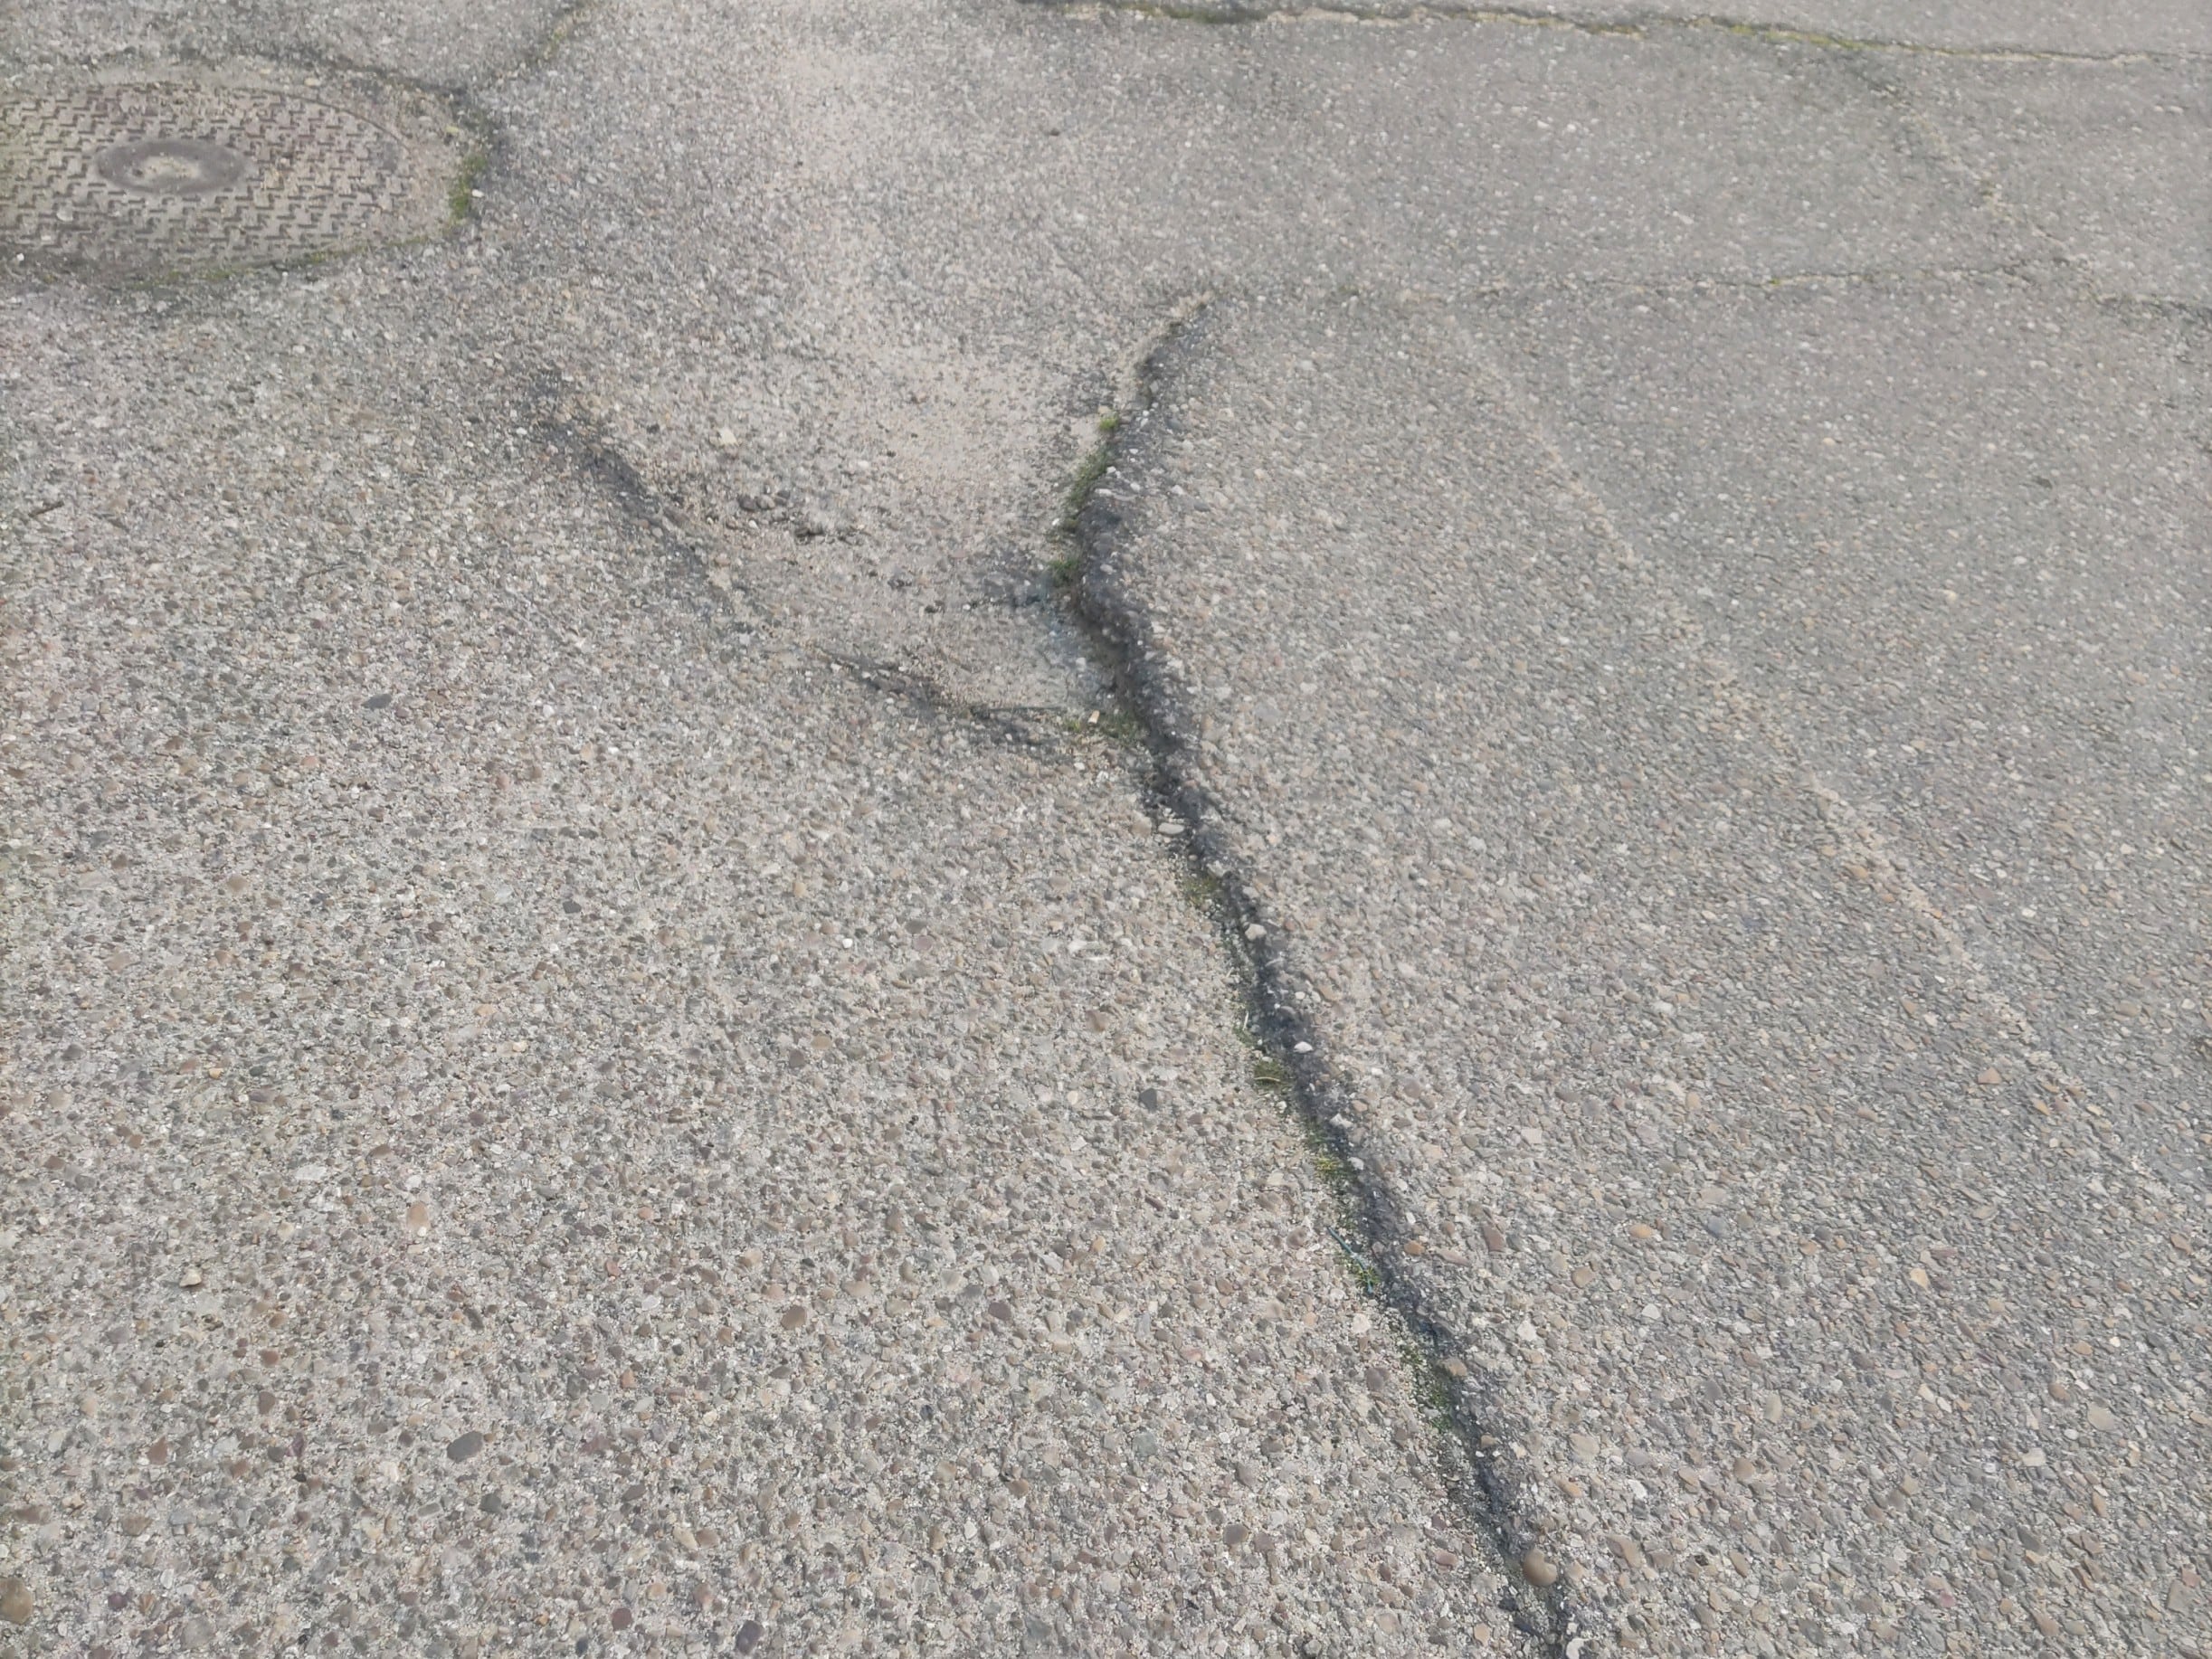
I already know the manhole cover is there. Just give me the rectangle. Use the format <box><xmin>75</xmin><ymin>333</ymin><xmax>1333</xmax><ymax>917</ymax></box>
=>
<box><xmin>1</xmin><ymin>66</ymin><xmax>472</xmax><ymax>279</ymax></box>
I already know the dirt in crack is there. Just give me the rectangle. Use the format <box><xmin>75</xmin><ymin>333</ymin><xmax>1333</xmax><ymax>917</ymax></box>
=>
<box><xmin>1050</xmin><ymin>306</ymin><xmax>1578</xmax><ymax>1655</ymax></box>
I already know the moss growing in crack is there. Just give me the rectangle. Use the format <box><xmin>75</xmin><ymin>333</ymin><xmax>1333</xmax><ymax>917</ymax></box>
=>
<box><xmin>1047</xmin><ymin>307</ymin><xmax>1556</xmax><ymax>1630</ymax></box>
<box><xmin>1097</xmin><ymin>410</ymin><xmax>1123</xmax><ymax>433</ymax></box>
<box><xmin>1060</xmin><ymin>441</ymin><xmax>1114</xmax><ymax>533</ymax></box>
<box><xmin>520</xmin><ymin>0</ymin><xmax>607</xmax><ymax>73</ymax></box>
<box><xmin>1403</xmin><ymin>1338</ymin><xmax>1458</xmax><ymax>1429</ymax></box>
<box><xmin>448</xmin><ymin>145</ymin><xmax>491</xmax><ymax>225</ymax></box>
<box><xmin>1045</xmin><ymin>550</ymin><xmax>1082</xmax><ymax>589</ymax></box>
<box><xmin>1095</xmin><ymin>708</ymin><xmax>1147</xmax><ymax>747</ymax></box>
<box><xmin>1309</xmin><ymin>1146</ymin><xmax>1354</xmax><ymax>1198</ymax></box>
<box><xmin>1178</xmin><ymin>868</ymin><xmax>1226</xmax><ymax>914</ymax></box>
<box><xmin>1326</xmin><ymin>1226</ymin><xmax>1381</xmax><ymax>1295</ymax></box>
<box><xmin>1056</xmin><ymin>705</ymin><xmax>1147</xmax><ymax>749</ymax></box>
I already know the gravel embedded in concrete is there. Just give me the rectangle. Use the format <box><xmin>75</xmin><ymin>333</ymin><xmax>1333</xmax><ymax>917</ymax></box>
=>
<box><xmin>1081</xmin><ymin>287</ymin><xmax>2210</xmax><ymax>1654</ymax></box>
<box><xmin>4</xmin><ymin>0</ymin><xmax>2207</xmax><ymax>1652</ymax></box>
<box><xmin>0</xmin><ymin>285</ymin><xmax>1535</xmax><ymax>1654</ymax></box>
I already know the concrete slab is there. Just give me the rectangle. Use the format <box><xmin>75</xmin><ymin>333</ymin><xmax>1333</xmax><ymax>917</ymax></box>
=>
<box><xmin>0</xmin><ymin>280</ymin><xmax>1536</xmax><ymax>1654</ymax></box>
<box><xmin>1078</xmin><ymin>286</ymin><xmax>2212</xmax><ymax>1654</ymax></box>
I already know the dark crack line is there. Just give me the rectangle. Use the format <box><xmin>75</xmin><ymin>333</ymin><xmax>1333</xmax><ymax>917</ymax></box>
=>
<box><xmin>813</xmin><ymin>647</ymin><xmax>1089</xmax><ymax>756</ymax></box>
<box><xmin>518</xmin><ymin>370</ymin><xmax>764</xmax><ymax>637</ymax></box>
<box><xmin>517</xmin><ymin>373</ymin><xmax>1107</xmax><ymax>763</ymax></box>
<box><xmin>1059</xmin><ymin>304</ymin><xmax>1579</xmax><ymax>1657</ymax></box>
<box><xmin>1036</xmin><ymin>0</ymin><xmax>2202</xmax><ymax>65</ymax></box>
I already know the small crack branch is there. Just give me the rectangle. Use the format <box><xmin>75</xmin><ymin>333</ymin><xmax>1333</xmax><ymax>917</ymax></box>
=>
<box><xmin>813</xmin><ymin>649</ymin><xmax>1082</xmax><ymax>754</ymax></box>
<box><xmin>517</xmin><ymin>370</ymin><xmax>760</xmax><ymax>631</ymax></box>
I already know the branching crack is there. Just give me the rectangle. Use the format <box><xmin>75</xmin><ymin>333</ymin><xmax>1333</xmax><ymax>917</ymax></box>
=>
<box><xmin>813</xmin><ymin>648</ymin><xmax>1085</xmax><ymax>754</ymax></box>
<box><xmin>520</xmin><ymin>370</ymin><xmax>764</xmax><ymax>635</ymax></box>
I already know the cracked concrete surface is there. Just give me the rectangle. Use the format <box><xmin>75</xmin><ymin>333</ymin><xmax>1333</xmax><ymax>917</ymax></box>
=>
<box><xmin>4</xmin><ymin>0</ymin><xmax>2207</xmax><ymax>1654</ymax></box>
<box><xmin>1078</xmin><ymin>281</ymin><xmax>2208</xmax><ymax>1654</ymax></box>
<box><xmin>0</xmin><ymin>277</ymin><xmax>1538</xmax><ymax>1654</ymax></box>
<box><xmin>1043</xmin><ymin>0</ymin><xmax>2212</xmax><ymax>61</ymax></box>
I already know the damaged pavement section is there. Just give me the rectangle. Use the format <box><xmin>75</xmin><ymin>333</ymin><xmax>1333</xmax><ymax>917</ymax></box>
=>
<box><xmin>1068</xmin><ymin>285</ymin><xmax>2211</xmax><ymax>1654</ymax></box>
<box><xmin>0</xmin><ymin>278</ymin><xmax>1533</xmax><ymax>1654</ymax></box>
<box><xmin>5</xmin><ymin>0</ymin><xmax>2208</xmax><ymax>1651</ymax></box>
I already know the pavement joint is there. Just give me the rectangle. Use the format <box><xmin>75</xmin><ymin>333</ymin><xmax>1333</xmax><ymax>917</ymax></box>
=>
<box><xmin>1451</xmin><ymin>256</ymin><xmax>2074</xmax><ymax>303</ymax></box>
<box><xmin>1459</xmin><ymin>261</ymin><xmax>2212</xmax><ymax>324</ymax></box>
<box><xmin>1451</xmin><ymin>308</ymin><xmax>2102</xmax><ymax>1127</ymax></box>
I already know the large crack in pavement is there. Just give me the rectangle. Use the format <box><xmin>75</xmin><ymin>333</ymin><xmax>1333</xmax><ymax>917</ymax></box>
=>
<box><xmin>1059</xmin><ymin>304</ymin><xmax>1579</xmax><ymax>1654</ymax></box>
<box><xmin>1031</xmin><ymin>261</ymin><xmax>2212</xmax><ymax>1654</ymax></box>
<box><xmin>7</xmin><ymin>0</ymin><xmax>2206</xmax><ymax>1647</ymax></box>
<box><xmin>0</xmin><ymin>276</ymin><xmax>1546</xmax><ymax>1649</ymax></box>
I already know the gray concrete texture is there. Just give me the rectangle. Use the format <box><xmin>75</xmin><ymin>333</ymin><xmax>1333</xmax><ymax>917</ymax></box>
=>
<box><xmin>2</xmin><ymin>0</ymin><xmax>2206</xmax><ymax>1656</ymax></box>
<box><xmin>1081</xmin><ymin>285</ymin><xmax>2209</xmax><ymax>1653</ymax></box>
<box><xmin>0</xmin><ymin>286</ymin><xmax>1532</xmax><ymax>1654</ymax></box>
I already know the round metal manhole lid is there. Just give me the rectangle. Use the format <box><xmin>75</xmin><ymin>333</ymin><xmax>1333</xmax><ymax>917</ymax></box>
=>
<box><xmin>1</xmin><ymin>67</ymin><xmax>472</xmax><ymax>279</ymax></box>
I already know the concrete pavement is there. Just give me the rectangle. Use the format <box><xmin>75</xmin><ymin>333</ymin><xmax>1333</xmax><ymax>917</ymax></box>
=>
<box><xmin>4</xmin><ymin>0</ymin><xmax>2206</xmax><ymax>1654</ymax></box>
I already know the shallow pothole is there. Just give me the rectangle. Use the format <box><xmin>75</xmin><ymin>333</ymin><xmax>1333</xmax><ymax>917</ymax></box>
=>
<box><xmin>0</xmin><ymin>62</ymin><xmax>474</xmax><ymax>280</ymax></box>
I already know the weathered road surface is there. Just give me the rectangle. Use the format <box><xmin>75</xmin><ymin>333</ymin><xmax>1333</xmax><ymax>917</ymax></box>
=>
<box><xmin>3</xmin><ymin>0</ymin><xmax>2206</xmax><ymax>1654</ymax></box>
